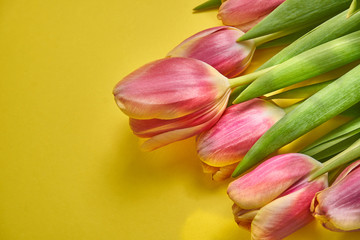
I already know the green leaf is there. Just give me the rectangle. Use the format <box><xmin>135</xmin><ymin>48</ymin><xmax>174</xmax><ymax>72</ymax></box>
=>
<box><xmin>256</xmin><ymin>28</ymin><xmax>312</xmax><ymax>49</ymax></box>
<box><xmin>234</xmin><ymin>30</ymin><xmax>360</xmax><ymax>104</ymax></box>
<box><xmin>348</xmin><ymin>0</ymin><xmax>360</xmax><ymax>18</ymax></box>
<box><xmin>312</xmin><ymin>133</ymin><xmax>360</xmax><ymax>161</ymax></box>
<box><xmin>302</xmin><ymin>130</ymin><xmax>360</xmax><ymax>157</ymax></box>
<box><xmin>227</xmin><ymin>85</ymin><xmax>248</xmax><ymax>107</ymax></box>
<box><xmin>309</xmin><ymin>138</ymin><xmax>360</xmax><ymax>180</ymax></box>
<box><xmin>258</xmin><ymin>9</ymin><xmax>360</xmax><ymax>70</ymax></box>
<box><xmin>302</xmin><ymin>117</ymin><xmax>360</xmax><ymax>153</ymax></box>
<box><xmin>232</xmin><ymin>64</ymin><xmax>360</xmax><ymax>177</ymax></box>
<box><xmin>252</xmin><ymin>22</ymin><xmax>322</xmax><ymax>47</ymax></box>
<box><xmin>341</xmin><ymin>102</ymin><xmax>360</xmax><ymax>117</ymax></box>
<box><xmin>238</xmin><ymin>0</ymin><xmax>352</xmax><ymax>41</ymax></box>
<box><xmin>265</xmin><ymin>80</ymin><xmax>334</xmax><ymax>100</ymax></box>
<box><xmin>193</xmin><ymin>0</ymin><xmax>221</xmax><ymax>12</ymax></box>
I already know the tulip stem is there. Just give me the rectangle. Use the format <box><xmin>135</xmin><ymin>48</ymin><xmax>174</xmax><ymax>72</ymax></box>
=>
<box><xmin>265</xmin><ymin>79</ymin><xmax>335</xmax><ymax>100</ymax></box>
<box><xmin>250</xmin><ymin>20</ymin><xmax>324</xmax><ymax>47</ymax></box>
<box><xmin>253</xmin><ymin>31</ymin><xmax>293</xmax><ymax>47</ymax></box>
<box><xmin>309</xmin><ymin>138</ymin><xmax>360</xmax><ymax>180</ymax></box>
<box><xmin>348</xmin><ymin>0</ymin><xmax>360</xmax><ymax>18</ymax></box>
<box><xmin>228</xmin><ymin>66</ymin><xmax>277</xmax><ymax>95</ymax></box>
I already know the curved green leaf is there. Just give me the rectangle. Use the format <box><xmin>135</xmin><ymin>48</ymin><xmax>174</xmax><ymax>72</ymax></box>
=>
<box><xmin>238</xmin><ymin>0</ymin><xmax>351</xmax><ymax>41</ymax></box>
<box><xmin>232</xmin><ymin>64</ymin><xmax>360</xmax><ymax>177</ymax></box>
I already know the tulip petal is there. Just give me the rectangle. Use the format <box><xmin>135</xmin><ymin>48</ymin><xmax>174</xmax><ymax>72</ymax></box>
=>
<box><xmin>232</xmin><ymin>204</ymin><xmax>259</xmax><ymax>230</ymax></box>
<box><xmin>113</xmin><ymin>57</ymin><xmax>229</xmax><ymax>119</ymax></box>
<box><xmin>167</xmin><ymin>26</ymin><xmax>230</xmax><ymax>53</ymax></box>
<box><xmin>332</xmin><ymin>159</ymin><xmax>360</xmax><ymax>185</ymax></box>
<box><xmin>200</xmin><ymin>161</ymin><xmax>218</xmax><ymax>174</ymax></box>
<box><xmin>218</xmin><ymin>0</ymin><xmax>285</xmax><ymax>27</ymax></box>
<box><xmin>197</xmin><ymin>98</ymin><xmax>284</xmax><ymax>168</ymax></box>
<box><xmin>311</xmin><ymin>160</ymin><xmax>360</xmax><ymax>231</ymax></box>
<box><xmin>140</xmin><ymin>90</ymin><xmax>230</xmax><ymax>151</ymax></box>
<box><xmin>234</xmin><ymin>15</ymin><xmax>266</xmax><ymax>33</ymax></box>
<box><xmin>167</xmin><ymin>26</ymin><xmax>255</xmax><ymax>78</ymax></box>
<box><xmin>251</xmin><ymin>176</ymin><xmax>327</xmax><ymax>240</ymax></box>
<box><xmin>212</xmin><ymin>163</ymin><xmax>238</xmax><ymax>181</ymax></box>
<box><xmin>200</xmin><ymin>161</ymin><xmax>238</xmax><ymax>181</ymax></box>
<box><xmin>228</xmin><ymin>153</ymin><xmax>322</xmax><ymax>209</ymax></box>
<box><xmin>129</xmin><ymin>98</ymin><xmax>225</xmax><ymax>138</ymax></box>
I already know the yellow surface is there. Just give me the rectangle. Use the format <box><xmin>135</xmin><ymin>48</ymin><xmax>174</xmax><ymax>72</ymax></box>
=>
<box><xmin>1</xmin><ymin>0</ymin><xmax>359</xmax><ymax>239</ymax></box>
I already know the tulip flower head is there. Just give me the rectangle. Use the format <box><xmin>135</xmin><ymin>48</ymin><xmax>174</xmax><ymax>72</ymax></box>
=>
<box><xmin>218</xmin><ymin>0</ymin><xmax>286</xmax><ymax>32</ymax></box>
<box><xmin>311</xmin><ymin>159</ymin><xmax>360</xmax><ymax>232</ymax></box>
<box><xmin>113</xmin><ymin>57</ymin><xmax>231</xmax><ymax>151</ymax></box>
<box><xmin>197</xmin><ymin>98</ymin><xmax>285</xmax><ymax>181</ymax></box>
<box><xmin>167</xmin><ymin>26</ymin><xmax>255</xmax><ymax>78</ymax></box>
<box><xmin>228</xmin><ymin>153</ymin><xmax>328</xmax><ymax>240</ymax></box>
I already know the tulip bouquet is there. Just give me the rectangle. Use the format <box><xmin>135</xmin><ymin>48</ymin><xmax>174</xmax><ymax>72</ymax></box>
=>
<box><xmin>114</xmin><ymin>0</ymin><xmax>360</xmax><ymax>239</ymax></box>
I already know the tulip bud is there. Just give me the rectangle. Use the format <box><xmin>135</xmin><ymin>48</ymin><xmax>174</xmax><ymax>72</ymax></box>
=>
<box><xmin>228</xmin><ymin>153</ymin><xmax>328</xmax><ymax>240</ymax></box>
<box><xmin>113</xmin><ymin>57</ymin><xmax>231</xmax><ymax>151</ymax></box>
<box><xmin>311</xmin><ymin>159</ymin><xmax>360</xmax><ymax>232</ymax></box>
<box><xmin>167</xmin><ymin>26</ymin><xmax>255</xmax><ymax>78</ymax></box>
<box><xmin>197</xmin><ymin>98</ymin><xmax>285</xmax><ymax>181</ymax></box>
<box><xmin>218</xmin><ymin>0</ymin><xmax>286</xmax><ymax>32</ymax></box>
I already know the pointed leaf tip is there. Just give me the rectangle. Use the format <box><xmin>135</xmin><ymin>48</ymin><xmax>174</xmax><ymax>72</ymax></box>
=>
<box><xmin>347</xmin><ymin>0</ymin><xmax>360</xmax><ymax>18</ymax></box>
<box><xmin>193</xmin><ymin>0</ymin><xmax>221</xmax><ymax>12</ymax></box>
<box><xmin>232</xmin><ymin>157</ymin><xmax>253</xmax><ymax>177</ymax></box>
<box><xmin>237</xmin><ymin>35</ymin><xmax>248</xmax><ymax>42</ymax></box>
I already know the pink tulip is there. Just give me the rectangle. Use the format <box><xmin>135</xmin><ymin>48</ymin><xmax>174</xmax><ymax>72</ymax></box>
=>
<box><xmin>113</xmin><ymin>57</ymin><xmax>231</xmax><ymax>151</ymax></box>
<box><xmin>228</xmin><ymin>153</ymin><xmax>328</xmax><ymax>240</ymax></box>
<box><xmin>218</xmin><ymin>0</ymin><xmax>286</xmax><ymax>32</ymax></box>
<box><xmin>197</xmin><ymin>98</ymin><xmax>285</xmax><ymax>181</ymax></box>
<box><xmin>311</xmin><ymin>160</ymin><xmax>360</xmax><ymax>232</ymax></box>
<box><xmin>167</xmin><ymin>26</ymin><xmax>255</xmax><ymax>78</ymax></box>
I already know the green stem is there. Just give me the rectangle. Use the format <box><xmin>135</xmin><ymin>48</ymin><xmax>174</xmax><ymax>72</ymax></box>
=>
<box><xmin>301</xmin><ymin>117</ymin><xmax>360</xmax><ymax>153</ymax></box>
<box><xmin>235</xmin><ymin>30</ymin><xmax>360</xmax><ymax>103</ymax></box>
<box><xmin>309</xmin><ymin>138</ymin><xmax>360</xmax><ymax>180</ymax></box>
<box><xmin>231</xmin><ymin>63</ymin><xmax>360</xmax><ymax>178</ymax></box>
<box><xmin>348</xmin><ymin>0</ymin><xmax>360</xmax><ymax>18</ymax></box>
<box><xmin>252</xmin><ymin>23</ymin><xmax>318</xmax><ymax>47</ymax></box>
<box><xmin>265</xmin><ymin>79</ymin><xmax>335</xmax><ymax>100</ymax></box>
<box><xmin>228</xmin><ymin>66</ymin><xmax>277</xmax><ymax>90</ymax></box>
<box><xmin>253</xmin><ymin>31</ymin><xmax>292</xmax><ymax>47</ymax></box>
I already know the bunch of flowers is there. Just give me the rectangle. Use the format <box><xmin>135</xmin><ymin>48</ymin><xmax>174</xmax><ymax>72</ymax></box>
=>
<box><xmin>114</xmin><ymin>0</ymin><xmax>360</xmax><ymax>239</ymax></box>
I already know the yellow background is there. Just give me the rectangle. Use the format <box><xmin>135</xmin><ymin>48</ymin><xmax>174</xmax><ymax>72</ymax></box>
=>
<box><xmin>1</xmin><ymin>0</ymin><xmax>359</xmax><ymax>239</ymax></box>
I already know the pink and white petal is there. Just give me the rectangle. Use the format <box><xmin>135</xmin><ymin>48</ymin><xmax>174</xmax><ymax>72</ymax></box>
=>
<box><xmin>311</xmin><ymin>164</ymin><xmax>360</xmax><ymax>231</ymax></box>
<box><xmin>234</xmin><ymin>16</ymin><xmax>266</xmax><ymax>33</ymax></box>
<box><xmin>188</xmin><ymin>30</ymin><xmax>254</xmax><ymax>78</ymax></box>
<box><xmin>228</xmin><ymin>153</ymin><xmax>322</xmax><ymax>209</ymax></box>
<box><xmin>140</xmin><ymin>91</ymin><xmax>230</xmax><ymax>151</ymax></box>
<box><xmin>198</xmin><ymin>99</ymin><xmax>284</xmax><ymax>168</ymax></box>
<box><xmin>221</xmin><ymin>40</ymin><xmax>255</xmax><ymax>78</ymax></box>
<box><xmin>113</xmin><ymin>57</ymin><xmax>229</xmax><ymax>119</ymax></box>
<box><xmin>168</xmin><ymin>26</ymin><xmax>255</xmax><ymax>78</ymax></box>
<box><xmin>251</xmin><ymin>176</ymin><xmax>327</xmax><ymax>240</ymax></box>
<box><xmin>218</xmin><ymin>0</ymin><xmax>285</xmax><ymax>27</ymax></box>
<box><xmin>167</xmin><ymin>26</ymin><xmax>231</xmax><ymax>57</ymax></box>
<box><xmin>332</xmin><ymin>159</ymin><xmax>360</xmax><ymax>185</ymax></box>
<box><xmin>130</xmin><ymin>97</ymin><xmax>226</xmax><ymax>138</ymax></box>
